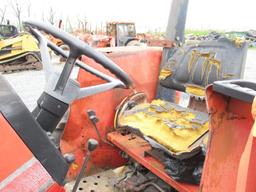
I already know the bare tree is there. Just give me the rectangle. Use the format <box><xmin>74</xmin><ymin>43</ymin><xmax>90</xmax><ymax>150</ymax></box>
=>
<box><xmin>10</xmin><ymin>0</ymin><xmax>22</xmax><ymax>30</ymax></box>
<box><xmin>26</xmin><ymin>0</ymin><xmax>31</xmax><ymax>17</ymax></box>
<box><xmin>41</xmin><ymin>11</ymin><xmax>45</xmax><ymax>22</ymax></box>
<box><xmin>75</xmin><ymin>12</ymin><xmax>88</xmax><ymax>33</ymax></box>
<box><xmin>65</xmin><ymin>16</ymin><xmax>73</xmax><ymax>33</ymax></box>
<box><xmin>77</xmin><ymin>16</ymin><xmax>87</xmax><ymax>32</ymax></box>
<box><xmin>47</xmin><ymin>7</ymin><xmax>55</xmax><ymax>25</ymax></box>
<box><xmin>76</xmin><ymin>16</ymin><xmax>82</xmax><ymax>30</ymax></box>
<box><xmin>0</xmin><ymin>6</ymin><xmax>7</xmax><ymax>24</ymax></box>
<box><xmin>82</xmin><ymin>16</ymin><xmax>88</xmax><ymax>32</ymax></box>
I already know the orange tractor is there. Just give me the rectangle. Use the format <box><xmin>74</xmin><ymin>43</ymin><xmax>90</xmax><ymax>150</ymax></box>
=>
<box><xmin>1</xmin><ymin>0</ymin><xmax>256</xmax><ymax>192</ymax></box>
<box><xmin>106</xmin><ymin>21</ymin><xmax>140</xmax><ymax>46</ymax></box>
<box><xmin>78</xmin><ymin>21</ymin><xmax>141</xmax><ymax>48</ymax></box>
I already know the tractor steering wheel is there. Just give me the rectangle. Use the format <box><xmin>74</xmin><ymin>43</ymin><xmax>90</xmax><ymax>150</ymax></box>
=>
<box><xmin>23</xmin><ymin>20</ymin><xmax>132</xmax><ymax>104</ymax></box>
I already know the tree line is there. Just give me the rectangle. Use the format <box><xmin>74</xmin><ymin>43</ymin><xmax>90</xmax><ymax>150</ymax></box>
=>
<box><xmin>0</xmin><ymin>0</ymin><xmax>89</xmax><ymax>33</ymax></box>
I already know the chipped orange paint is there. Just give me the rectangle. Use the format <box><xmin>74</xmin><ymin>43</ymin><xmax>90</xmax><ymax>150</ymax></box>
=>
<box><xmin>201</xmin><ymin>86</ymin><xmax>256</xmax><ymax>192</ymax></box>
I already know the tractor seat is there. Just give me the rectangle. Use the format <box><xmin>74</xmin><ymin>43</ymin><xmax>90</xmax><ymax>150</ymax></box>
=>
<box><xmin>116</xmin><ymin>37</ymin><xmax>248</xmax><ymax>157</ymax></box>
<box><xmin>119</xmin><ymin>99</ymin><xmax>208</xmax><ymax>153</ymax></box>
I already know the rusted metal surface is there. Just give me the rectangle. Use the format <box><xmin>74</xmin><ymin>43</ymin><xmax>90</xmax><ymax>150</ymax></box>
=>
<box><xmin>60</xmin><ymin>47</ymin><xmax>162</xmax><ymax>180</ymax></box>
<box><xmin>107</xmin><ymin>132</ymin><xmax>199</xmax><ymax>192</ymax></box>
<box><xmin>188</xmin><ymin>96</ymin><xmax>207</xmax><ymax>113</ymax></box>
<box><xmin>200</xmin><ymin>86</ymin><xmax>256</xmax><ymax>191</ymax></box>
<box><xmin>115</xmin><ymin>166</ymin><xmax>171</xmax><ymax>192</ymax></box>
<box><xmin>147</xmin><ymin>39</ymin><xmax>175</xmax><ymax>48</ymax></box>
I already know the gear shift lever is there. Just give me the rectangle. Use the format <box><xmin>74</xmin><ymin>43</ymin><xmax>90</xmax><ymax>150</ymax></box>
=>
<box><xmin>72</xmin><ymin>139</ymin><xmax>99</xmax><ymax>192</ymax></box>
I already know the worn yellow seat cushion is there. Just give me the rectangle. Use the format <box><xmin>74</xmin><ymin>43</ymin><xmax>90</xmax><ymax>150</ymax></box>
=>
<box><xmin>119</xmin><ymin>99</ymin><xmax>209</xmax><ymax>153</ymax></box>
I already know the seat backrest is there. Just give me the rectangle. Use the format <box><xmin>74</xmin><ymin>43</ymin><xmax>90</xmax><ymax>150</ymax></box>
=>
<box><xmin>160</xmin><ymin>37</ymin><xmax>248</xmax><ymax>93</ymax></box>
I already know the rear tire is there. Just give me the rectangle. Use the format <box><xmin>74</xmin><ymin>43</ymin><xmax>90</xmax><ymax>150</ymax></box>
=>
<box><xmin>126</xmin><ymin>40</ymin><xmax>141</xmax><ymax>46</ymax></box>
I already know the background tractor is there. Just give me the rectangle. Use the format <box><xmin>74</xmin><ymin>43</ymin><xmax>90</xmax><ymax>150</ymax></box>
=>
<box><xmin>106</xmin><ymin>21</ymin><xmax>140</xmax><ymax>46</ymax></box>
<box><xmin>78</xmin><ymin>21</ymin><xmax>141</xmax><ymax>48</ymax></box>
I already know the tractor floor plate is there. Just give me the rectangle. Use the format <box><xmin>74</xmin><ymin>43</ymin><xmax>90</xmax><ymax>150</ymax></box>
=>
<box><xmin>64</xmin><ymin>167</ymin><xmax>130</xmax><ymax>192</ymax></box>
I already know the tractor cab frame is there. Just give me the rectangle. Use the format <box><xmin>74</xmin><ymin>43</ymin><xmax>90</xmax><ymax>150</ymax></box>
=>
<box><xmin>106</xmin><ymin>22</ymin><xmax>138</xmax><ymax>46</ymax></box>
<box><xmin>0</xmin><ymin>25</ymin><xmax>18</xmax><ymax>39</ymax></box>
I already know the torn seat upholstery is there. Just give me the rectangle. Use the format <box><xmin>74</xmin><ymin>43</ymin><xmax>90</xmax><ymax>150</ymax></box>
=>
<box><xmin>119</xmin><ymin>99</ymin><xmax>208</xmax><ymax>153</ymax></box>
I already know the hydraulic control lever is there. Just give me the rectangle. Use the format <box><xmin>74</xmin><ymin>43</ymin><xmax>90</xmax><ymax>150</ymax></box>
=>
<box><xmin>87</xmin><ymin>110</ymin><xmax>101</xmax><ymax>139</ymax></box>
<box><xmin>72</xmin><ymin>139</ymin><xmax>99</xmax><ymax>192</ymax></box>
<box><xmin>87</xmin><ymin>109</ymin><xmax>114</xmax><ymax>146</ymax></box>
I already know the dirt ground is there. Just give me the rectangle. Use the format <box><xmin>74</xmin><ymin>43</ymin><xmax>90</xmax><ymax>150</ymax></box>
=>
<box><xmin>3</xmin><ymin>49</ymin><xmax>256</xmax><ymax>111</ymax></box>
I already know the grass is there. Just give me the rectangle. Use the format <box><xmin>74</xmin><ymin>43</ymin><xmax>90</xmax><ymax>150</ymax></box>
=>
<box><xmin>145</xmin><ymin>29</ymin><xmax>225</xmax><ymax>38</ymax></box>
<box><xmin>185</xmin><ymin>29</ymin><xmax>225</xmax><ymax>36</ymax></box>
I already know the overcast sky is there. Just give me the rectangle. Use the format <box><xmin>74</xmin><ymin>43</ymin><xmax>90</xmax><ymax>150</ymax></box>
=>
<box><xmin>2</xmin><ymin>0</ymin><xmax>256</xmax><ymax>32</ymax></box>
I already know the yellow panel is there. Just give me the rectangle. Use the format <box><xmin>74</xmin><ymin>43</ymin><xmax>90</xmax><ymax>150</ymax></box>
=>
<box><xmin>0</xmin><ymin>33</ymin><xmax>39</xmax><ymax>61</ymax></box>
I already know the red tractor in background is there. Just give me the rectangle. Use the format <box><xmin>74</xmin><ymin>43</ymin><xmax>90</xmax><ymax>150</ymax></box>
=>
<box><xmin>78</xmin><ymin>21</ymin><xmax>141</xmax><ymax>48</ymax></box>
<box><xmin>106</xmin><ymin>21</ymin><xmax>140</xmax><ymax>46</ymax></box>
<box><xmin>79</xmin><ymin>21</ymin><xmax>167</xmax><ymax>48</ymax></box>
<box><xmin>50</xmin><ymin>21</ymin><xmax>141</xmax><ymax>49</ymax></box>
<box><xmin>1</xmin><ymin>0</ymin><xmax>256</xmax><ymax>192</ymax></box>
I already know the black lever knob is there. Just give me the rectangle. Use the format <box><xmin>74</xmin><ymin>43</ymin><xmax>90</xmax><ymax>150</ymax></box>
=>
<box><xmin>63</xmin><ymin>153</ymin><xmax>75</xmax><ymax>164</ymax></box>
<box><xmin>87</xmin><ymin>139</ymin><xmax>98</xmax><ymax>152</ymax></box>
<box><xmin>87</xmin><ymin>109</ymin><xmax>99</xmax><ymax>124</ymax></box>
